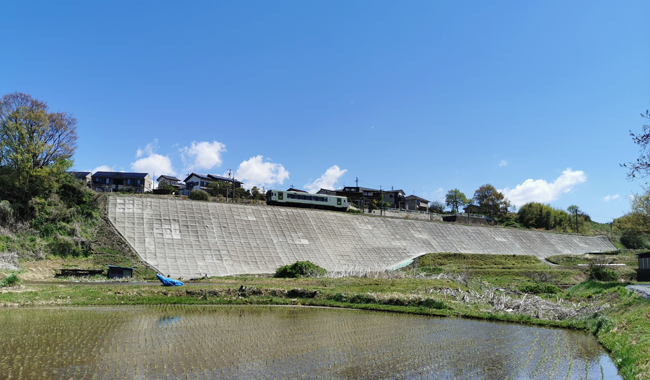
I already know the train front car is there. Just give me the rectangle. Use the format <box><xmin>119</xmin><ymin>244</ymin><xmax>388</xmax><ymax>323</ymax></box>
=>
<box><xmin>265</xmin><ymin>190</ymin><xmax>347</xmax><ymax>211</ymax></box>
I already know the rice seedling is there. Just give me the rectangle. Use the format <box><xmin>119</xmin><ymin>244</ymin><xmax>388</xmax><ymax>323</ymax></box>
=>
<box><xmin>0</xmin><ymin>305</ymin><xmax>621</xmax><ymax>379</ymax></box>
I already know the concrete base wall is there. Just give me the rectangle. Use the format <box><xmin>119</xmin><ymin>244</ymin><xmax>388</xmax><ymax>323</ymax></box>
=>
<box><xmin>108</xmin><ymin>196</ymin><xmax>616</xmax><ymax>279</ymax></box>
<box><xmin>442</xmin><ymin>215</ymin><xmax>490</xmax><ymax>226</ymax></box>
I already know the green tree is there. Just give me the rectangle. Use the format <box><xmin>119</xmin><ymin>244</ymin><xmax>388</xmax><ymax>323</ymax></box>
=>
<box><xmin>206</xmin><ymin>181</ymin><xmax>229</xmax><ymax>197</ymax></box>
<box><xmin>445</xmin><ymin>189</ymin><xmax>468</xmax><ymax>213</ymax></box>
<box><xmin>234</xmin><ymin>187</ymin><xmax>251</xmax><ymax>199</ymax></box>
<box><xmin>567</xmin><ymin>205</ymin><xmax>582</xmax><ymax>233</ymax></box>
<box><xmin>157</xmin><ymin>184</ymin><xmax>175</xmax><ymax>194</ymax></box>
<box><xmin>517</xmin><ymin>202</ymin><xmax>590</xmax><ymax>233</ymax></box>
<box><xmin>0</xmin><ymin>93</ymin><xmax>78</xmax><ymax>207</ymax></box>
<box><xmin>614</xmin><ymin>187</ymin><xmax>650</xmax><ymax>239</ymax></box>
<box><xmin>428</xmin><ymin>200</ymin><xmax>445</xmax><ymax>214</ymax></box>
<box><xmin>250</xmin><ymin>186</ymin><xmax>263</xmax><ymax>200</ymax></box>
<box><xmin>0</xmin><ymin>93</ymin><xmax>77</xmax><ymax>172</ymax></box>
<box><xmin>473</xmin><ymin>184</ymin><xmax>510</xmax><ymax>218</ymax></box>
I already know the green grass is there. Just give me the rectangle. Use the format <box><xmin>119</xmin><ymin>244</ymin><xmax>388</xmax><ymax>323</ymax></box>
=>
<box><xmin>418</xmin><ymin>252</ymin><xmax>546</xmax><ymax>268</ymax></box>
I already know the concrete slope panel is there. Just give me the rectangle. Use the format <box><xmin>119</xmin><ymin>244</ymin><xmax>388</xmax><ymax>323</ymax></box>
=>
<box><xmin>108</xmin><ymin>196</ymin><xmax>616</xmax><ymax>279</ymax></box>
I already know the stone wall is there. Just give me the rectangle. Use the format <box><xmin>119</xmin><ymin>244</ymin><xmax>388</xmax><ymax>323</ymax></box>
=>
<box><xmin>108</xmin><ymin>196</ymin><xmax>615</xmax><ymax>279</ymax></box>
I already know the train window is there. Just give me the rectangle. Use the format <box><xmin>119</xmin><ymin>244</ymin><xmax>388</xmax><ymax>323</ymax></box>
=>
<box><xmin>279</xmin><ymin>192</ymin><xmax>283</xmax><ymax>200</ymax></box>
<box><xmin>337</xmin><ymin>198</ymin><xmax>341</xmax><ymax>206</ymax></box>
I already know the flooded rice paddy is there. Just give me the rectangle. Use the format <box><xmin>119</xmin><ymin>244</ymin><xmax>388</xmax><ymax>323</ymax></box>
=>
<box><xmin>0</xmin><ymin>305</ymin><xmax>620</xmax><ymax>379</ymax></box>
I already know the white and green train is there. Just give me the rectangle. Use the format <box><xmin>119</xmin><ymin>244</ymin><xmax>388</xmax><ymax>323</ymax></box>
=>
<box><xmin>266</xmin><ymin>190</ymin><xmax>348</xmax><ymax>211</ymax></box>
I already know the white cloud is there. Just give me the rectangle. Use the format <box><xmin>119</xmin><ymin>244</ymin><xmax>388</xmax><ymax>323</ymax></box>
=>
<box><xmin>432</xmin><ymin>188</ymin><xmax>445</xmax><ymax>202</ymax></box>
<box><xmin>304</xmin><ymin>165</ymin><xmax>347</xmax><ymax>193</ymax></box>
<box><xmin>604</xmin><ymin>194</ymin><xmax>620</xmax><ymax>202</ymax></box>
<box><xmin>91</xmin><ymin>165</ymin><xmax>115</xmax><ymax>173</ymax></box>
<box><xmin>500</xmin><ymin>168</ymin><xmax>587</xmax><ymax>207</ymax></box>
<box><xmin>180</xmin><ymin>141</ymin><xmax>226</xmax><ymax>173</ymax></box>
<box><xmin>499</xmin><ymin>160</ymin><xmax>508</xmax><ymax>167</ymax></box>
<box><xmin>135</xmin><ymin>140</ymin><xmax>159</xmax><ymax>158</ymax></box>
<box><xmin>234</xmin><ymin>155</ymin><xmax>289</xmax><ymax>189</ymax></box>
<box><xmin>131</xmin><ymin>140</ymin><xmax>177</xmax><ymax>181</ymax></box>
<box><xmin>132</xmin><ymin>155</ymin><xmax>175</xmax><ymax>176</ymax></box>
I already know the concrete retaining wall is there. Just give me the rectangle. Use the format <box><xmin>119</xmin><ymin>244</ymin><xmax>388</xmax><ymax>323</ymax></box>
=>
<box><xmin>108</xmin><ymin>196</ymin><xmax>616</xmax><ymax>279</ymax></box>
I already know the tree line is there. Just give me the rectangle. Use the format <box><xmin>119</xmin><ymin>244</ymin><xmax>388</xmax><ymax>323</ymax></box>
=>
<box><xmin>426</xmin><ymin>186</ymin><xmax>589</xmax><ymax>233</ymax></box>
<box><xmin>427</xmin><ymin>185</ymin><xmax>512</xmax><ymax>219</ymax></box>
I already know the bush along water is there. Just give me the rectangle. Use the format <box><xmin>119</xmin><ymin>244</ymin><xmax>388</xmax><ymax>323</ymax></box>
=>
<box><xmin>274</xmin><ymin>261</ymin><xmax>327</xmax><ymax>278</ymax></box>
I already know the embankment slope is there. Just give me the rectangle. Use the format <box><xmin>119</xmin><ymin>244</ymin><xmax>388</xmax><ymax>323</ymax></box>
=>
<box><xmin>107</xmin><ymin>196</ymin><xmax>615</xmax><ymax>279</ymax></box>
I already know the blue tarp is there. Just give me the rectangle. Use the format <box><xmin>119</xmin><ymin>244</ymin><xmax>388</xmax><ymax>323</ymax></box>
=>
<box><xmin>157</xmin><ymin>274</ymin><xmax>184</xmax><ymax>286</ymax></box>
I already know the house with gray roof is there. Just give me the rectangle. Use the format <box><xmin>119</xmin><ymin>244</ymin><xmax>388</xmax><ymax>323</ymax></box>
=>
<box><xmin>69</xmin><ymin>171</ymin><xmax>92</xmax><ymax>188</ymax></box>
<box><xmin>404</xmin><ymin>195</ymin><xmax>430</xmax><ymax>211</ymax></box>
<box><xmin>92</xmin><ymin>172</ymin><xmax>152</xmax><ymax>193</ymax></box>
<box><xmin>183</xmin><ymin>173</ymin><xmax>243</xmax><ymax>191</ymax></box>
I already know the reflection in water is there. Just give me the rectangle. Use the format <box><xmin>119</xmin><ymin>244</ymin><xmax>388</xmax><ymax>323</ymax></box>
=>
<box><xmin>157</xmin><ymin>316</ymin><xmax>181</xmax><ymax>327</ymax></box>
<box><xmin>0</xmin><ymin>305</ymin><xmax>621</xmax><ymax>379</ymax></box>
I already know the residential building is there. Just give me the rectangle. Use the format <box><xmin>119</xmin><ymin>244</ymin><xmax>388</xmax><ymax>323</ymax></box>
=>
<box><xmin>382</xmin><ymin>189</ymin><xmax>406</xmax><ymax>209</ymax></box>
<box><xmin>92</xmin><ymin>172</ymin><xmax>153</xmax><ymax>193</ymax></box>
<box><xmin>286</xmin><ymin>188</ymin><xmax>307</xmax><ymax>193</ymax></box>
<box><xmin>334</xmin><ymin>186</ymin><xmax>383</xmax><ymax>207</ymax></box>
<box><xmin>157</xmin><ymin>175</ymin><xmax>184</xmax><ymax>190</ymax></box>
<box><xmin>69</xmin><ymin>171</ymin><xmax>91</xmax><ymax>188</ymax></box>
<box><xmin>183</xmin><ymin>173</ymin><xmax>243</xmax><ymax>191</ymax></box>
<box><xmin>405</xmin><ymin>195</ymin><xmax>429</xmax><ymax>211</ymax></box>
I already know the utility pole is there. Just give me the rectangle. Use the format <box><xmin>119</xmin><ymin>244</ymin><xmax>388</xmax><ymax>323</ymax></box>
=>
<box><xmin>226</xmin><ymin>169</ymin><xmax>232</xmax><ymax>203</ymax></box>
<box><xmin>232</xmin><ymin>175</ymin><xmax>236</xmax><ymax>204</ymax></box>
<box><xmin>356</xmin><ymin>177</ymin><xmax>358</xmax><ymax>188</ymax></box>
<box><xmin>380</xmin><ymin>188</ymin><xmax>384</xmax><ymax>216</ymax></box>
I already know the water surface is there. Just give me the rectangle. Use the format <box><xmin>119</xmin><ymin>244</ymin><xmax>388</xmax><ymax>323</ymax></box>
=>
<box><xmin>0</xmin><ymin>305</ymin><xmax>620</xmax><ymax>379</ymax></box>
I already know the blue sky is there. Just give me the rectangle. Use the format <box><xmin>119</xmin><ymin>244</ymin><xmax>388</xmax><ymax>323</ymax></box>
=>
<box><xmin>2</xmin><ymin>1</ymin><xmax>649</xmax><ymax>222</ymax></box>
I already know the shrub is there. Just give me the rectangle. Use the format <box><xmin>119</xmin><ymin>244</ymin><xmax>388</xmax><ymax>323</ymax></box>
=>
<box><xmin>349</xmin><ymin>293</ymin><xmax>376</xmax><ymax>304</ymax></box>
<box><xmin>589</xmin><ymin>266</ymin><xmax>619</xmax><ymax>282</ymax></box>
<box><xmin>518</xmin><ymin>283</ymin><xmax>562</xmax><ymax>294</ymax></box>
<box><xmin>0</xmin><ymin>273</ymin><xmax>19</xmax><ymax>287</ymax></box>
<box><xmin>419</xmin><ymin>298</ymin><xmax>447</xmax><ymax>309</ymax></box>
<box><xmin>189</xmin><ymin>190</ymin><xmax>210</xmax><ymax>201</ymax></box>
<box><xmin>620</xmin><ymin>232</ymin><xmax>648</xmax><ymax>249</ymax></box>
<box><xmin>48</xmin><ymin>235</ymin><xmax>90</xmax><ymax>257</ymax></box>
<box><xmin>0</xmin><ymin>201</ymin><xmax>14</xmax><ymax>225</ymax></box>
<box><xmin>274</xmin><ymin>261</ymin><xmax>327</xmax><ymax>278</ymax></box>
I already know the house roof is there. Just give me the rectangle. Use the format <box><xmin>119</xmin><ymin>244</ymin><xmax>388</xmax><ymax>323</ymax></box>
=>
<box><xmin>183</xmin><ymin>173</ymin><xmax>243</xmax><ymax>184</ymax></box>
<box><xmin>93</xmin><ymin>171</ymin><xmax>149</xmax><ymax>179</ymax></box>
<box><xmin>69</xmin><ymin>171</ymin><xmax>91</xmax><ymax>177</ymax></box>
<box><xmin>341</xmin><ymin>186</ymin><xmax>380</xmax><ymax>192</ymax></box>
<box><xmin>157</xmin><ymin>175</ymin><xmax>180</xmax><ymax>182</ymax></box>
<box><xmin>405</xmin><ymin>195</ymin><xmax>430</xmax><ymax>202</ymax></box>
<box><xmin>287</xmin><ymin>188</ymin><xmax>307</xmax><ymax>193</ymax></box>
<box><xmin>208</xmin><ymin>174</ymin><xmax>243</xmax><ymax>183</ymax></box>
<box><xmin>184</xmin><ymin>173</ymin><xmax>210</xmax><ymax>182</ymax></box>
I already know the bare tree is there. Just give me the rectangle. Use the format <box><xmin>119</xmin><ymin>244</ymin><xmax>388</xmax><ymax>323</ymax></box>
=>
<box><xmin>622</xmin><ymin>107</ymin><xmax>650</xmax><ymax>180</ymax></box>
